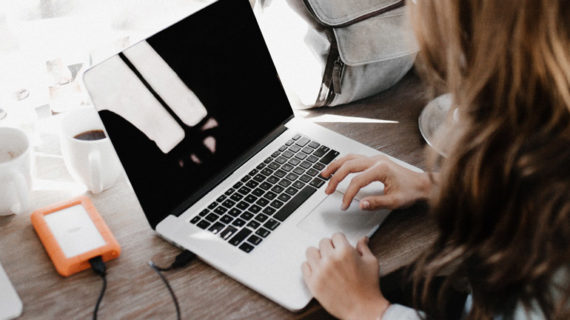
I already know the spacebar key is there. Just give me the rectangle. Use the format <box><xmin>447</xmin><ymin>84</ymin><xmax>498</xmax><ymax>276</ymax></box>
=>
<box><xmin>274</xmin><ymin>186</ymin><xmax>317</xmax><ymax>222</ymax></box>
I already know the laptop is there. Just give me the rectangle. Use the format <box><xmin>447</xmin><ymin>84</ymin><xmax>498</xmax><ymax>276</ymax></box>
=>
<box><xmin>0</xmin><ymin>261</ymin><xmax>23</xmax><ymax>319</ymax></box>
<box><xmin>83</xmin><ymin>0</ymin><xmax>421</xmax><ymax>311</ymax></box>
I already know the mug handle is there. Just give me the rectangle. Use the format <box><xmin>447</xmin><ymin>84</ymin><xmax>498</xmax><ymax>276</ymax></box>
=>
<box><xmin>88</xmin><ymin>150</ymin><xmax>104</xmax><ymax>194</ymax></box>
<box><xmin>8</xmin><ymin>169</ymin><xmax>29</xmax><ymax>214</ymax></box>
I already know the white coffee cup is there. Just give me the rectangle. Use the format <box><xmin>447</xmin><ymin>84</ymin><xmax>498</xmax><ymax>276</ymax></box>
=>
<box><xmin>60</xmin><ymin>107</ymin><xmax>122</xmax><ymax>193</ymax></box>
<box><xmin>0</xmin><ymin>127</ymin><xmax>32</xmax><ymax>215</ymax></box>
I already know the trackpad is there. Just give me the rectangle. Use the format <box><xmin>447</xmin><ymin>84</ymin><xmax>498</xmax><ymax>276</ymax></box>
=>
<box><xmin>297</xmin><ymin>191</ymin><xmax>390</xmax><ymax>244</ymax></box>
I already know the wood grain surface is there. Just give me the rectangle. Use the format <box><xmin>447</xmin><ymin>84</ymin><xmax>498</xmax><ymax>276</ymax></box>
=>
<box><xmin>0</xmin><ymin>71</ymin><xmax>438</xmax><ymax>319</ymax></box>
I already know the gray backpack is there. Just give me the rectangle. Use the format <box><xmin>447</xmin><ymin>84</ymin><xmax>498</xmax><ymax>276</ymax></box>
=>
<box><xmin>254</xmin><ymin>0</ymin><xmax>418</xmax><ymax>108</ymax></box>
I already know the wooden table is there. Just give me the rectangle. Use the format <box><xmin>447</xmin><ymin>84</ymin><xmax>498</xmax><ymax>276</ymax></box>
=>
<box><xmin>0</xmin><ymin>71</ymin><xmax>438</xmax><ymax>319</ymax></box>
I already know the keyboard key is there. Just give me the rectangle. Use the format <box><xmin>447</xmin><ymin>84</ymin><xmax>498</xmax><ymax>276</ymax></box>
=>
<box><xmin>222</xmin><ymin>200</ymin><xmax>235</xmax><ymax>208</ymax></box>
<box><xmin>214</xmin><ymin>207</ymin><xmax>228</xmax><ymax>215</ymax></box>
<box><xmin>255</xmin><ymin>213</ymin><xmax>269</xmax><ymax>222</ymax></box>
<box><xmin>256</xmin><ymin>163</ymin><xmax>266</xmax><ymax>169</ymax></box>
<box><xmin>306</xmin><ymin>168</ymin><xmax>319</xmax><ymax>176</ymax></box>
<box><xmin>190</xmin><ymin>216</ymin><xmax>200</xmax><ymax>224</ymax></box>
<box><xmin>246</xmin><ymin>181</ymin><xmax>259</xmax><ymax>189</ymax></box>
<box><xmin>238</xmin><ymin>186</ymin><xmax>251</xmax><ymax>195</ymax></box>
<box><xmin>224</xmin><ymin>188</ymin><xmax>235</xmax><ymax>196</ymax></box>
<box><xmin>249</xmin><ymin>204</ymin><xmax>261</xmax><ymax>213</ymax></box>
<box><xmin>293</xmin><ymin>181</ymin><xmax>305</xmax><ymax>189</ymax></box>
<box><xmin>233</xmin><ymin>181</ymin><xmax>243</xmax><ymax>189</ymax></box>
<box><xmin>313</xmin><ymin>162</ymin><xmax>325</xmax><ymax>170</ymax></box>
<box><xmin>263</xmin><ymin>191</ymin><xmax>277</xmax><ymax>200</ymax></box>
<box><xmin>300</xmin><ymin>174</ymin><xmax>312</xmax><ymax>183</ymax></box>
<box><xmin>247</xmin><ymin>235</ymin><xmax>262</xmax><ymax>245</ymax></box>
<box><xmin>245</xmin><ymin>194</ymin><xmax>258</xmax><ymax>203</ymax></box>
<box><xmin>253</xmin><ymin>174</ymin><xmax>266</xmax><ymax>182</ymax></box>
<box><xmin>310</xmin><ymin>178</ymin><xmax>326</xmax><ymax>188</ymax></box>
<box><xmin>274</xmin><ymin>169</ymin><xmax>286</xmax><ymax>178</ymax></box>
<box><xmin>281</xmin><ymin>164</ymin><xmax>293</xmax><ymax>172</ymax></box>
<box><xmin>269</xmin><ymin>184</ymin><xmax>283</xmax><ymax>193</ymax></box>
<box><xmin>197</xmin><ymin>220</ymin><xmax>211</xmax><ymax>229</ymax></box>
<box><xmin>270</xmin><ymin>200</ymin><xmax>284</xmax><ymax>209</ymax></box>
<box><xmin>313</xmin><ymin>146</ymin><xmax>330</xmax><ymax>157</ymax></box>
<box><xmin>230</xmin><ymin>193</ymin><xmax>243</xmax><ymax>202</ymax></box>
<box><xmin>279</xmin><ymin>145</ymin><xmax>288</xmax><ymax>152</ymax></box>
<box><xmin>264</xmin><ymin>157</ymin><xmax>273</xmax><ymax>164</ymax></box>
<box><xmin>275</xmin><ymin>156</ymin><xmax>287</xmax><ymax>164</ymax></box>
<box><xmin>241</xmin><ymin>212</ymin><xmax>254</xmax><ymax>220</ymax></box>
<box><xmin>220</xmin><ymin>226</ymin><xmax>238</xmax><ymax>240</ymax></box>
<box><xmin>249</xmin><ymin>169</ymin><xmax>259</xmax><ymax>176</ymax></box>
<box><xmin>285</xmin><ymin>187</ymin><xmax>299</xmax><ymax>196</ymax></box>
<box><xmin>319</xmin><ymin>150</ymin><xmax>339</xmax><ymax>165</ymax></box>
<box><xmin>252</xmin><ymin>188</ymin><xmax>265</xmax><ymax>197</ymax></box>
<box><xmin>229</xmin><ymin>228</ymin><xmax>252</xmax><ymax>246</ymax></box>
<box><xmin>282</xmin><ymin>150</ymin><xmax>294</xmax><ymax>158</ymax></box>
<box><xmin>302</xmin><ymin>146</ymin><xmax>314</xmax><ymax>154</ymax></box>
<box><xmin>229</xmin><ymin>208</ymin><xmax>242</xmax><ymax>217</ymax></box>
<box><xmin>268</xmin><ymin>162</ymin><xmax>280</xmax><ymax>170</ymax></box>
<box><xmin>307</xmin><ymin>155</ymin><xmax>319</xmax><ymax>163</ymax></box>
<box><xmin>267</xmin><ymin>176</ymin><xmax>279</xmax><ymax>184</ymax></box>
<box><xmin>286</xmin><ymin>173</ymin><xmax>299</xmax><ymax>181</ymax></box>
<box><xmin>274</xmin><ymin>186</ymin><xmax>317</xmax><ymax>222</ymax></box>
<box><xmin>256</xmin><ymin>198</ymin><xmax>269</xmax><ymax>207</ymax></box>
<box><xmin>199</xmin><ymin>209</ymin><xmax>209</xmax><ymax>217</ymax></box>
<box><xmin>289</xmin><ymin>145</ymin><xmax>301</xmax><ymax>153</ymax></box>
<box><xmin>300</xmin><ymin>161</ymin><xmax>312</xmax><ymax>169</ymax></box>
<box><xmin>239</xmin><ymin>243</ymin><xmax>255</xmax><ymax>253</ymax></box>
<box><xmin>237</xmin><ymin>201</ymin><xmax>249</xmax><ymax>210</ymax></box>
<box><xmin>261</xmin><ymin>168</ymin><xmax>274</xmax><ymax>176</ymax></box>
<box><xmin>256</xmin><ymin>228</ymin><xmax>271</xmax><ymax>238</ymax></box>
<box><xmin>285</xmin><ymin>139</ymin><xmax>295</xmax><ymax>146</ymax></box>
<box><xmin>264</xmin><ymin>219</ymin><xmax>280</xmax><ymax>230</ymax></box>
<box><xmin>263</xmin><ymin>206</ymin><xmax>276</xmax><ymax>215</ymax></box>
<box><xmin>221</xmin><ymin>215</ymin><xmax>233</xmax><ymax>224</ymax></box>
<box><xmin>272</xmin><ymin>151</ymin><xmax>281</xmax><ymax>158</ymax></box>
<box><xmin>216</xmin><ymin>195</ymin><xmax>227</xmax><ymax>202</ymax></box>
<box><xmin>295</xmin><ymin>153</ymin><xmax>307</xmax><ymax>160</ymax></box>
<box><xmin>209</xmin><ymin>222</ymin><xmax>226</xmax><ymax>234</ymax></box>
<box><xmin>232</xmin><ymin>218</ymin><xmax>246</xmax><ymax>227</ymax></box>
<box><xmin>288</xmin><ymin>158</ymin><xmax>300</xmax><ymax>166</ymax></box>
<box><xmin>278</xmin><ymin>179</ymin><xmax>291</xmax><ymax>187</ymax></box>
<box><xmin>260</xmin><ymin>182</ymin><xmax>272</xmax><ymax>190</ymax></box>
<box><xmin>247</xmin><ymin>220</ymin><xmax>261</xmax><ymax>229</ymax></box>
<box><xmin>241</xmin><ymin>175</ymin><xmax>251</xmax><ymax>183</ymax></box>
<box><xmin>295</xmin><ymin>137</ymin><xmax>310</xmax><ymax>147</ymax></box>
<box><xmin>208</xmin><ymin>202</ymin><xmax>218</xmax><ymax>209</ymax></box>
<box><xmin>277</xmin><ymin>193</ymin><xmax>291</xmax><ymax>202</ymax></box>
<box><xmin>292</xmin><ymin>134</ymin><xmax>301</xmax><ymax>140</ymax></box>
<box><xmin>205</xmin><ymin>213</ymin><xmax>219</xmax><ymax>222</ymax></box>
<box><xmin>293</xmin><ymin>167</ymin><xmax>305</xmax><ymax>175</ymax></box>
<box><xmin>309</xmin><ymin>141</ymin><xmax>320</xmax><ymax>148</ymax></box>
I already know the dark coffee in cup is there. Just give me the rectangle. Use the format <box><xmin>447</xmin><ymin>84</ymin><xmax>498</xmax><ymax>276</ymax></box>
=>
<box><xmin>74</xmin><ymin>130</ymin><xmax>106</xmax><ymax>141</ymax></box>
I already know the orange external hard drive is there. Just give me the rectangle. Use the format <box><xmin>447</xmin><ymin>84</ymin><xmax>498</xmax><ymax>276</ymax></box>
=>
<box><xmin>31</xmin><ymin>196</ymin><xmax>121</xmax><ymax>277</ymax></box>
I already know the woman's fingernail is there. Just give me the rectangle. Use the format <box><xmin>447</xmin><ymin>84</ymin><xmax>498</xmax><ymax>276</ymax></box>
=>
<box><xmin>361</xmin><ymin>200</ymin><xmax>370</xmax><ymax>209</ymax></box>
<box><xmin>341</xmin><ymin>202</ymin><xmax>348</xmax><ymax>210</ymax></box>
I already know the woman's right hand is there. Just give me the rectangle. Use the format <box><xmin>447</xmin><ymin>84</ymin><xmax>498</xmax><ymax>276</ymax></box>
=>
<box><xmin>321</xmin><ymin>154</ymin><xmax>433</xmax><ymax>211</ymax></box>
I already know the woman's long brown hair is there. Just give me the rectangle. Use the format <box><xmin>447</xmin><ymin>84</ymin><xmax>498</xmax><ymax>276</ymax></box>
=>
<box><xmin>408</xmin><ymin>0</ymin><xmax>570</xmax><ymax>318</ymax></box>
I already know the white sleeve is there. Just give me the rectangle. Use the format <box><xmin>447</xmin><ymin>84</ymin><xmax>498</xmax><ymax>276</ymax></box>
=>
<box><xmin>382</xmin><ymin>304</ymin><xmax>423</xmax><ymax>320</ymax></box>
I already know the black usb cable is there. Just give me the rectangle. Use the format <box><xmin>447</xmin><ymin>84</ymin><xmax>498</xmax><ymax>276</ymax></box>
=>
<box><xmin>149</xmin><ymin>250</ymin><xmax>196</xmax><ymax>320</ymax></box>
<box><xmin>89</xmin><ymin>256</ymin><xmax>107</xmax><ymax>320</ymax></box>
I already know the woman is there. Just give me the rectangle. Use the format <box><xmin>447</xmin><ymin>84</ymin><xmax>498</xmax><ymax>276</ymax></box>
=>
<box><xmin>301</xmin><ymin>0</ymin><xmax>570</xmax><ymax>319</ymax></box>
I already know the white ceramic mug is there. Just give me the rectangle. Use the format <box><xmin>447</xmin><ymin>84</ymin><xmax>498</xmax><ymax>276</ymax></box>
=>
<box><xmin>60</xmin><ymin>107</ymin><xmax>122</xmax><ymax>193</ymax></box>
<box><xmin>0</xmin><ymin>127</ymin><xmax>32</xmax><ymax>215</ymax></box>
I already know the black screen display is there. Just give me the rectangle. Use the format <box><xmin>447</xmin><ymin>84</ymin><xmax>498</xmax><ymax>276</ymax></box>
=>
<box><xmin>84</xmin><ymin>0</ymin><xmax>293</xmax><ymax>228</ymax></box>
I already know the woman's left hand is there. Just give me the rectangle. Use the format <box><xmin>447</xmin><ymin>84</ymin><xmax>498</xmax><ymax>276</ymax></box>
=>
<box><xmin>302</xmin><ymin>233</ymin><xmax>390</xmax><ymax>320</ymax></box>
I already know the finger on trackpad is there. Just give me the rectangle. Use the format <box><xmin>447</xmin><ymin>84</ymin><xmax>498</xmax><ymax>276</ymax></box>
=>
<box><xmin>297</xmin><ymin>191</ymin><xmax>390</xmax><ymax>244</ymax></box>
<box><xmin>335</xmin><ymin>173</ymin><xmax>385</xmax><ymax>200</ymax></box>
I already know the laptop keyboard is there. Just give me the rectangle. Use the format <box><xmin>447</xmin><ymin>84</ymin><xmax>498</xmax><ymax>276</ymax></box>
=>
<box><xmin>189</xmin><ymin>134</ymin><xmax>339</xmax><ymax>253</ymax></box>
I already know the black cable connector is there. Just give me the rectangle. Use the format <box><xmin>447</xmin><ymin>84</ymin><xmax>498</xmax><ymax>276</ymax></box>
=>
<box><xmin>89</xmin><ymin>256</ymin><xmax>107</xmax><ymax>320</ymax></box>
<box><xmin>149</xmin><ymin>250</ymin><xmax>196</xmax><ymax>320</ymax></box>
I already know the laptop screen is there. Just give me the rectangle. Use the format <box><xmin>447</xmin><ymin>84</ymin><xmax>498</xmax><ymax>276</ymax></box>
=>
<box><xmin>83</xmin><ymin>0</ymin><xmax>294</xmax><ymax>228</ymax></box>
